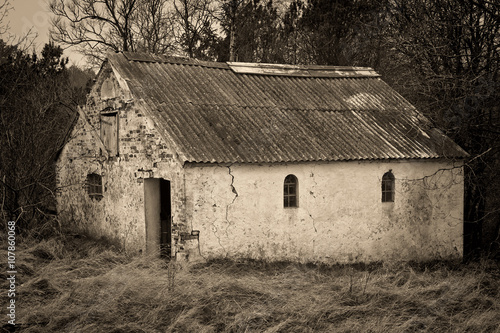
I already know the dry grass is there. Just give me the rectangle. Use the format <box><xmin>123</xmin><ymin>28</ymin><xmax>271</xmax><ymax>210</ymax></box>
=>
<box><xmin>1</xmin><ymin>234</ymin><xmax>500</xmax><ymax>333</ymax></box>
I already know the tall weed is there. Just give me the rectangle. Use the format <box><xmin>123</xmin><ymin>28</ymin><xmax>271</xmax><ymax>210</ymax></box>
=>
<box><xmin>1</xmin><ymin>234</ymin><xmax>499</xmax><ymax>332</ymax></box>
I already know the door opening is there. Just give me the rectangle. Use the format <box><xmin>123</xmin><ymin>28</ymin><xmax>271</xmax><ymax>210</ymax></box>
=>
<box><xmin>160</xmin><ymin>179</ymin><xmax>172</xmax><ymax>258</ymax></box>
<box><xmin>144</xmin><ymin>178</ymin><xmax>172</xmax><ymax>258</ymax></box>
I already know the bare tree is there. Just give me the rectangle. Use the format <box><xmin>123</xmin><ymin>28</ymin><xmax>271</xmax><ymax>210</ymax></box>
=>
<box><xmin>224</xmin><ymin>0</ymin><xmax>241</xmax><ymax>61</ymax></box>
<box><xmin>50</xmin><ymin>0</ymin><xmax>177</xmax><ymax>63</ymax></box>
<box><xmin>133</xmin><ymin>0</ymin><xmax>175</xmax><ymax>54</ymax></box>
<box><xmin>172</xmin><ymin>0</ymin><xmax>216</xmax><ymax>58</ymax></box>
<box><xmin>0</xmin><ymin>0</ymin><xmax>11</xmax><ymax>37</ymax></box>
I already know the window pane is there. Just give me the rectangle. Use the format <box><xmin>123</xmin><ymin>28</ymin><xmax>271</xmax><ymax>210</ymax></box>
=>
<box><xmin>87</xmin><ymin>174</ymin><xmax>102</xmax><ymax>197</ymax></box>
<box><xmin>386</xmin><ymin>181</ymin><xmax>392</xmax><ymax>192</ymax></box>
<box><xmin>284</xmin><ymin>175</ymin><xmax>298</xmax><ymax>208</ymax></box>
<box><xmin>382</xmin><ymin>171</ymin><xmax>394</xmax><ymax>203</ymax></box>
<box><xmin>382</xmin><ymin>189</ymin><xmax>394</xmax><ymax>202</ymax></box>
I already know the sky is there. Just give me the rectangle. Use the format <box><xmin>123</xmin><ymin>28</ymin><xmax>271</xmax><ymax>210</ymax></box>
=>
<box><xmin>7</xmin><ymin>0</ymin><xmax>86</xmax><ymax>66</ymax></box>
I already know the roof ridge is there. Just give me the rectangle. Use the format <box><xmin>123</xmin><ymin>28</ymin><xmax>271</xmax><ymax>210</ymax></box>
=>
<box><xmin>121</xmin><ymin>51</ymin><xmax>229</xmax><ymax>69</ymax></box>
<box><xmin>118</xmin><ymin>51</ymin><xmax>380</xmax><ymax>78</ymax></box>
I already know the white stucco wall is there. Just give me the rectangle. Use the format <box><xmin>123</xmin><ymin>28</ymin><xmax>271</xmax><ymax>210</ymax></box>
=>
<box><xmin>185</xmin><ymin>160</ymin><xmax>464</xmax><ymax>263</ymax></box>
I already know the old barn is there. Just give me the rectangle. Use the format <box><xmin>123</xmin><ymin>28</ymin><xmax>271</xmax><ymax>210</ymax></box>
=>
<box><xmin>56</xmin><ymin>52</ymin><xmax>467</xmax><ymax>263</ymax></box>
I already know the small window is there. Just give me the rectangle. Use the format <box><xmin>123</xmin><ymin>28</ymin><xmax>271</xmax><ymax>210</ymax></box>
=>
<box><xmin>284</xmin><ymin>174</ymin><xmax>298</xmax><ymax>208</ymax></box>
<box><xmin>382</xmin><ymin>171</ymin><xmax>395</xmax><ymax>202</ymax></box>
<box><xmin>86</xmin><ymin>173</ymin><xmax>103</xmax><ymax>200</ymax></box>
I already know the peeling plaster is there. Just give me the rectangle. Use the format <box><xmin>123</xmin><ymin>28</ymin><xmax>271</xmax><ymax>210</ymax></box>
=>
<box><xmin>186</xmin><ymin>160</ymin><xmax>464</xmax><ymax>263</ymax></box>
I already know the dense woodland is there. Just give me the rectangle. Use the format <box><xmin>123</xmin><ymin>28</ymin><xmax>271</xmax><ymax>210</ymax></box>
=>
<box><xmin>0</xmin><ymin>0</ymin><xmax>499</xmax><ymax>258</ymax></box>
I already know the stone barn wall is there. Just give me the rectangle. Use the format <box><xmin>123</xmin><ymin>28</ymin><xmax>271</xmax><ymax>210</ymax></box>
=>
<box><xmin>185</xmin><ymin>160</ymin><xmax>464</xmax><ymax>263</ymax></box>
<box><xmin>56</xmin><ymin>64</ymin><xmax>189</xmax><ymax>254</ymax></box>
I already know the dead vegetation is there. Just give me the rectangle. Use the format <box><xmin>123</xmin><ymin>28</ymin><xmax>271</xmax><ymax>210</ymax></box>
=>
<box><xmin>1</xmin><ymin>234</ymin><xmax>499</xmax><ymax>333</ymax></box>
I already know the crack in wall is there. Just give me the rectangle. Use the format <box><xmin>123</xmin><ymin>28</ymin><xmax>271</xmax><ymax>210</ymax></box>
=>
<box><xmin>308</xmin><ymin>166</ymin><xmax>318</xmax><ymax>233</ymax></box>
<box><xmin>207</xmin><ymin>164</ymin><xmax>239</xmax><ymax>254</ymax></box>
<box><xmin>308</xmin><ymin>166</ymin><xmax>319</xmax><ymax>253</ymax></box>
<box><xmin>227</xmin><ymin>164</ymin><xmax>239</xmax><ymax>202</ymax></box>
<box><xmin>225</xmin><ymin>164</ymin><xmax>239</xmax><ymax>234</ymax></box>
<box><xmin>309</xmin><ymin>212</ymin><xmax>318</xmax><ymax>233</ymax></box>
<box><xmin>209</xmin><ymin>169</ymin><xmax>226</xmax><ymax>253</ymax></box>
<box><xmin>309</xmin><ymin>164</ymin><xmax>318</xmax><ymax>199</ymax></box>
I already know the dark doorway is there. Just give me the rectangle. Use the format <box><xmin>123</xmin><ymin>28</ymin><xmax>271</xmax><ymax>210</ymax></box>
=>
<box><xmin>144</xmin><ymin>178</ymin><xmax>172</xmax><ymax>258</ymax></box>
<box><xmin>160</xmin><ymin>179</ymin><xmax>172</xmax><ymax>258</ymax></box>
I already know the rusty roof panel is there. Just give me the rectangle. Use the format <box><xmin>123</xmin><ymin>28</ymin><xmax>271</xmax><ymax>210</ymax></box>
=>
<box><xmin>107</xmin><ymin>52</ymin><xmax>468</xmax><ymax>163</ymax></box>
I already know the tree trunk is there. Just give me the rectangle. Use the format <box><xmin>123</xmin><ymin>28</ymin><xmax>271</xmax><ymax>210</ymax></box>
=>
<box><xmin>229</xmin><ymin>21</ymin><xmax>236</xmax><ymax>61</ymax></box>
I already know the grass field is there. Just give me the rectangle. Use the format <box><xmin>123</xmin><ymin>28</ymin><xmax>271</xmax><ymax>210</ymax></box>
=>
<box><xmin>1</xmin><ymin>233</ymin><xmax>500</xmax><ymax>333</ymax></box>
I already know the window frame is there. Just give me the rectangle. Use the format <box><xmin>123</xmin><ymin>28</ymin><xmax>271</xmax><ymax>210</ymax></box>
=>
<box><xmin>284</xmin><ymin>174</ymin><xmax>298</xmax><ymax>208</ymax></box>
<box><xmin>86</xmin><ymin>173</ymin><xmax>103</xmax><ymax>200</ymax></box>
<box><xmin>381</xmin><ymin>171</ymin><xmax>395</xmax><ymax>203</ymax></box>
<box><xmin>100</xmin><ymin>109</ymin><xmax>119</xmax><ymax>156</ymax></box>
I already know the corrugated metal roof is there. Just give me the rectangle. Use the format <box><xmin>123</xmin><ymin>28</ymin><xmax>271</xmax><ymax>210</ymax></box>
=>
<box><xmin>107</xmin><ymin>51</ymin><xmax>468</xmax><ymax>163</ymax></box>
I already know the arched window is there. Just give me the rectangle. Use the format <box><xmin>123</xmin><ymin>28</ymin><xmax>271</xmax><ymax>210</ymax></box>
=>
<box><xmin>284</xmin><ymin>174</ymin><xmax>298</xmax><ymax>208</ymax></box>
<box><xmin>382</xmin><ymin>171</ymin><xmax>395</xmax><ymax>202</ymax></box>
<box><xmin>86</xmin><ymin>173</ymin><xmax>103</xmax><ymax>200</ymax></box>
